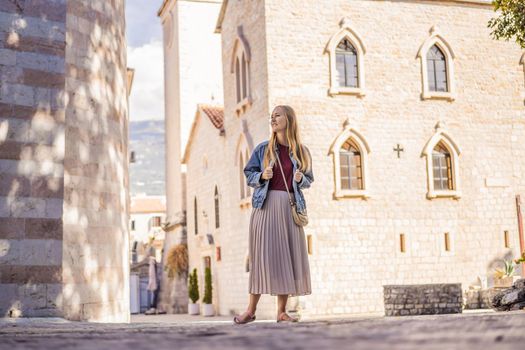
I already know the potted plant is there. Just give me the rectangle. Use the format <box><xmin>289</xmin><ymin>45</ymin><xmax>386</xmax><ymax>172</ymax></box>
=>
<box><xmin>188</xmin><ymin>268</ymin><xmax>200</xmax><ymax>315</ymax></box>
<box><xmin>493</xmin><ymin>259</ymin><xmax>521</xmax><ymax>288</ymax></box>
<box><xmin>202</xmin><ymin>267</ymin><xmax>214</xmax><ymax>316</ymax></box>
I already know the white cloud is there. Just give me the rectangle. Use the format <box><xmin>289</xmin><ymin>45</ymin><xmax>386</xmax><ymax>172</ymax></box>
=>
<box><xmin>127</xmin><ymin>40</ymin><xmax>164</xmax><ymax>121</ymax></box>
<box><xmin>125</xmin><ymin>0</ymin><xmax>163</xmax><ymax>47</ymax></box>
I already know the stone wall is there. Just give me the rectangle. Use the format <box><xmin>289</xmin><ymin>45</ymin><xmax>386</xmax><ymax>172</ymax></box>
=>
<box><xmin>384</xmin><ymin>284</ymin><xmax>462</xmax><ymax>316</ymax></box>
<box><xmin>0</xmin><ymin>0</ymin><xmax>129</xmax><ymax>321</ymax></box>
<box><xmin>263</xmin><ymin>0</ymin><xmax>524</xmax><ymax>317</ymax></box>
<box><xmin>184</xmin><ymin>0</ymin><xmax>525</xmax><ymax>318</ymax></box>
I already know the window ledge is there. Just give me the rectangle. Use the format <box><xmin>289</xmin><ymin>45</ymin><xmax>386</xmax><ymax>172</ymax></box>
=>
<box><xmin>421</xmin><ymin>91</ymin><xmax>455</xmax><ymax>101</ymax></box>
<box><xmin>427</xmin><ymin>190</ymin><xmax>461</xmax><ymax>199</ymax></box>
<box><xmin>235</xmin><ymin>96</ymin><xmax>252</xmax><ymax>115</ymax></box>
<box><xmin>334</xmin><ymin>189</ymin><xmax>370</xmax><ymax>199</ymax></box>
<box><xmin>329</xmin><ymin>86</ymin><xmax>365</xmax><ymax>97</ymax></box>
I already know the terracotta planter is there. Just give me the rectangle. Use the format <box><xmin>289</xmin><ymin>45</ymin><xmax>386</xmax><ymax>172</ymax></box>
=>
<box><xmin>202</xmin><ymin>303</ymin><xmax>214</xmax><ymax>317</ymax></box>
<box><xmin>188</xmin><ymin>302</ymin><xmax>200</xmax><ymax>315</ymax></box>
<box><xmin>494</xmin><ymin>276</ymin><xmax>521</xmax><ymax>288</ymax></box>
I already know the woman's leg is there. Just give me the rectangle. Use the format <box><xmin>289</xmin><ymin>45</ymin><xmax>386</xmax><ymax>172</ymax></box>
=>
<box><xmin>277</xmin><ymin>294</ymin><xmax>288</xmax><ymax>314</ymax></box>
<box><xmin>277</xmin><ymin>294</ymin><xmax>298</xmax><ymax>321</ymax></box>
<box><xmin>234</xmin><ymin>293</ymin><xmax>261</xmax><ymax>323</ymax></box>
<box><xmin>247</xmin><ymin>293</ymin><xmax>261</xmax><ymax>314</ymax></box>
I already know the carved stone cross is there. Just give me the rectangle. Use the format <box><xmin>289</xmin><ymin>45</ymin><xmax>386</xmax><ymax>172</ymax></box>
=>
<box><xmin>393</xmin><ymin>144</ymin><xmax>404</xmax><ymax>158</ymax></box>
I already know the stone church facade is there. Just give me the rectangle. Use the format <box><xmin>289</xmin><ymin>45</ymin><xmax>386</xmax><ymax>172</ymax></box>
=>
<box><xmin>165</xmin><ymin>0</ymin><xmax>525</xmax><ymax>318</ymax></box>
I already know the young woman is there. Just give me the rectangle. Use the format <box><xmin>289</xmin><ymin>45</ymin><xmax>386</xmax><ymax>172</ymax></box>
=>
<box><xmin>233</xmin><ymin>105</ymin><xmax>314</xmax><ymax>324</ymax></box>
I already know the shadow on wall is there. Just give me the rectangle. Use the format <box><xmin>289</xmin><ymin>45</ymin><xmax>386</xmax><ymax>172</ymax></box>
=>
<box><xmin>486</xmin><ymin>250</ymin><xmax>522</xmax><ymax>283</ymax></box>
<box><xmin>0</xmin><ymin>0</ymin><xmax>130</xmax><ymax>321</ymax></box>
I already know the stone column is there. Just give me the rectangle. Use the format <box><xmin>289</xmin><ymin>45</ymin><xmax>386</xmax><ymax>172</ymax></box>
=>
<box><xmin>158</xmin><ymin>0</ymin><xmax>187</xmax><ymax>313</ymax></box>
<box><xmin>0</xmin><ymin>0</ymin><xmax>129</xmax><ymax>322</ymax></box>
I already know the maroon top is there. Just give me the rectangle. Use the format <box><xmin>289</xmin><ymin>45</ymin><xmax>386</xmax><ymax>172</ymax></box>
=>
<box><xmin>269</xmin><ymin>143</ymin><xmax>294</xmax><ymax>192</ymax></box>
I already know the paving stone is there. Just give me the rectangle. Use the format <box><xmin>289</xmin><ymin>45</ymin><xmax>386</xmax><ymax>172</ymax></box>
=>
<box><xmin>0</xmin><ymin>312</ymin><xmax>524</xmax><ymax>350</ymax></box>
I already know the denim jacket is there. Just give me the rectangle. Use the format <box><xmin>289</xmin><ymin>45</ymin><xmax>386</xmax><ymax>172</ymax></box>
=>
<box><xmin>243</xmin><ymin>140</ymin><xmax>314</xmax><ymax>213</ymax></box>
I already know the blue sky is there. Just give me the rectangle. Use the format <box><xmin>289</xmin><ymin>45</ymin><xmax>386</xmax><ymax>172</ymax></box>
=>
<box><xmin>126</xmin><ymin>0</ymin><xmax>165</xmax><ymax>122</ymax></box>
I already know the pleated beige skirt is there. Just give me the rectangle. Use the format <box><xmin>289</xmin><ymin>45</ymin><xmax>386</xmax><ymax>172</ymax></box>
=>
<box><xmin>248</xmin><ymin>190</ymin><xmax>312</xmax><ymax>296</ymax></box>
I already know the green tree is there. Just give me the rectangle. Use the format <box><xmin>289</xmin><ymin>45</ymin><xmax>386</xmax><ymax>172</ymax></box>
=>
<box><xmin>488</xmin><ymin>0</ymin><xmax>525</xmax><ymax>48</ymax></box>
<box><xmin>203</xmin><ymin>267</ymin><xmax>212</xmax><ymax>304</ymax></box>
<box><xmin>188</xmin><ymin>268</ymin><xmax>199</xmax><ymax>303</ymax></box>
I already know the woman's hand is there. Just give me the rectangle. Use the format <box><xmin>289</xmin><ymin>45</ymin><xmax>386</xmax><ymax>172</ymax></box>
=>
<box><xmin>294</xmin><ymin>170</ymin><xmax>303</xmax><ymax>183</ymax></box>
<box><xmin>261</xmin><ymin>166</ymin><xmax>273</xmax><ymax>180</ymax></box>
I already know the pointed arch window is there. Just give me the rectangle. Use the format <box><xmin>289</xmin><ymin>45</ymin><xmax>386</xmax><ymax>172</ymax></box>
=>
<box><xmin>231</xmin><ymin>26</ymin><xmax>252</xmax><ymax>115</ymax></box>
<box><xmin>235</xmin><ymin>57</ymin><xmax>241</xmax><ymax>103</ymax></box>
<box><xmin>194</xmin><ymin>197</ymin><xmax>198</xmax><ymax>235</ymax></box>
<box><xmin>421</xmin><ymin>123</ymin><xmax>461</xmax><ymax>199</ymax></box>
<box><xmin>326</xmin><ymin>18</ymin><xmax>366</xmax><ymax>96</ymax></box>
<box><xmin>214</xmin><ymin>186</ymin><xmax>220</xmax><ymax>229</ymax></box>
<box><xmin>245</xmin><ymin>149</ymin><xmax>251</xmax><ymax>197</ymax></box>
<box><xmin>329</xmin><ymin>124</ymin><xmax>370</xmax><ymax>199</ymax></box>
<box><xmin>336</xmin><ymin>39</ymin><xmax>358</xmax><ymax>88</ymax></box>
<box><xmin>427</xmin><ymin>45</ymin><xmax>448</xmax><ymax>92</ymax></box>
<box><xmin>340</xmin><ymin>139</ymin><xmax>363</xmax><ymax>190</ymax></box>
<box><xmin>239</xmin><ymin>152</ymin><xmax>246</xmax><ymax>200</ymax></box>
<box><xmin>236</xmin><ymin>134</ymin><xmax>252</xmax><ymax>207</ymax></box>
<box><xmin>432</xmin><ymin>142</ymin><xmax>453</xmax><ymax>190</ymax></box>
<box><xmin>417</xmin><ymin>26</ymin><xmax>455</xmax><ymax>101</ymax></box>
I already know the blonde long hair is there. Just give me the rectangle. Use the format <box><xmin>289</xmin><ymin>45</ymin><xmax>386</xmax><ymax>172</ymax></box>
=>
<box><xmin>262</xmin><ymin>105</ymin><xmax>310</xmax><ymax>172</ymax></box>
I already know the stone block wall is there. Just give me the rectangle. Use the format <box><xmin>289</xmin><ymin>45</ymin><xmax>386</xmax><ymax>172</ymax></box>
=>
<box><xmin>200</xmin><ymin>0</ymin><xmax>525</xmax><ymax>318</ymax></box>
<box><xmin>384</xmin><ymin>284</ymin><xmax>462</xmax><ymax>316</ymax></box>
<box><xmin>0</xmin><ymin>0</ymin><xmax>129</xmax><ymax>321</ymax></box>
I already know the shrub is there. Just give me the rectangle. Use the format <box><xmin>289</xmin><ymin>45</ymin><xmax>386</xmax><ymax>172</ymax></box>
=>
<box><xmin>188</xmin><ymin>268</ymin><xmax>199</xmax><ymax>303</ymax></box>
<box><xmin>165</xmin><ymin>244</ymin><xmax>188</xmax><ymax>278</ymax></box>
<box><xmin>203</xmin><ymin>267</ymin><xmax>212</xmax><ymax>304</ymax></box>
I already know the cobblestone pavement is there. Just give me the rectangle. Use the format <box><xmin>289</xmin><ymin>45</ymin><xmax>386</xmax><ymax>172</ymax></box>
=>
<box><xmin>0</xmin><ymin>311</ymin><xmax>524</xmax><ymax>350</ymax></box>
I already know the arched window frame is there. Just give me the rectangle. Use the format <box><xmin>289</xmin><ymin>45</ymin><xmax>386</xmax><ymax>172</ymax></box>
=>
<box><xmin>235</xmin><ymin>133</ymin><xmax>252</xmax><ymax>208</ymax></box>
<box><xmin>329</xmin><ymin>123</ymin><xmax>371</xmax><ymax>199</ymax></box>
<box><xmin>417</xmin><ymin>26</ymin><xmax>456</xmax><ymax>101</ymax></box>
<box><xmin>325</xmin><ymin>18</ymin><xmax>366</xmax><ymax>97</ymax></box>
<box><xmin>421</xmin><ymin>122</ymin><xmax>461</xmax><ymax>199</ymax></box>
<box><xmin>230</xmin><ymin>26</ymin><xmax>252</xmax><ymax>116</ymax></box>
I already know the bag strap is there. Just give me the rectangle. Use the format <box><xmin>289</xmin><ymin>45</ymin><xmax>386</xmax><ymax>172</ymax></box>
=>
<box><xmin>274</xmin><ymin>147</ymin><xmax>295</xmax><ymax>207</ymax></box>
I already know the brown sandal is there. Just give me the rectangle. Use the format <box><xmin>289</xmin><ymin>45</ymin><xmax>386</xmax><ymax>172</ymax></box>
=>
<box><xmin>276</xmin><ymin>312</ymin><xmax>298</xmax><ymax>323</ymax></box>
<box><xmin>233</xmin><ymin>311</ymin><xmax>256</xmax><ymax>324</ymax></box>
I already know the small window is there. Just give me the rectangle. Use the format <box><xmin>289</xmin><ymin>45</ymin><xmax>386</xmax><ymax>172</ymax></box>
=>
<box><xmin>340</xmin><ymin>138</ymin><xmax>363</xmax><ymax>190</ymax></box>
<box><xmin>504</xmin><ymin>230</ymin><xmax>510</xmax><ymax>248</ymax></box>
<box><xmin>399</xmin><ymin>233</ymin><xmax>406</xmax><ymax>253</ymax></box>
<box><xmin>216</xmin><ymin>246</ymin><xmax>221</xmax><ymax>262</ymax></box>
<box><xmin>336</xmin><ymin>38</ymin><xmax>358</xmax><ymax>88</ymax></box>
<box><xmin>444</xmin><ymin>232</ymin><xmax>451</xmax><ymax>252</ymax></box>
<box><xmin>427</xmin><ymin>45</ymin><xmax>448</xmax><ymax>92</ymax></box>
<box><xmin>307</xmin><ymin>235</ymin><xmax>313</xmax><ymax>255</ymax></box>
<box><xmin>131</xmin><ymin>220</ymin><xmax>135</xmax><ymax>231</ymax></box>
<box><xmin>204</xmin><ymin>256</ymin><xmax>211</xmax><ymax>269</ymax></box>
<box><xmin>151</xmin><ymin>216</ymin><xmax>161</xmax><ymax>227</ymax></box>
<box><xmin>432</xmin><ymin>142</ymin><xmax>453</xmax><ymax>190</ymax></box>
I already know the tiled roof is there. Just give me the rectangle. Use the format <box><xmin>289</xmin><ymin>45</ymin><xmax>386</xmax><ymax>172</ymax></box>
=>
<box><xmin>130</xmin><ymin>196</ymin><xmax>166</xmax><ymax>214</ymax></box>
<box><xmin>200</xmin><ymin>104</ymin><xmax>224</xmax><ymax>130</ymax></box>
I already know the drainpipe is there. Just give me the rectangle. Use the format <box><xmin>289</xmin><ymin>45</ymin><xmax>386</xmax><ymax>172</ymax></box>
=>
<box><xmin>517</xmin><ymin>195</ymin><xmax>525</xmax><ymax>277</ymax></box>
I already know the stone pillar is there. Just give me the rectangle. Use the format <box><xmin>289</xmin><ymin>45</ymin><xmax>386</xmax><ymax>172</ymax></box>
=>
<box><xmin>158</xmin><ymin>0</ymin><xmax>187</xmax><ymax>313</ymax></box>
<box><xmin>0</xmin><ymin>0</ymin><xmax>129</xmax><ymax>322</ymax></box>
